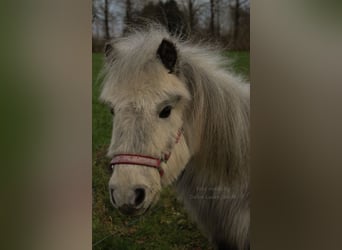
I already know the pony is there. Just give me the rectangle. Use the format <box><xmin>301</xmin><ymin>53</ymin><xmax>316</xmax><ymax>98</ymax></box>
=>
<box><xmin>100</xmin><ymin>26</ymin><xmax>250</xmax><ymax>250</ymax></box>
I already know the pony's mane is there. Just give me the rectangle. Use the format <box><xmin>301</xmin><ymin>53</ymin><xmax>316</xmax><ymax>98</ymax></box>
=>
<box><xmin>102</xmin><ymin>25</ymin><xmax>250</xmax><ymax>190</ymax></box>
<box><xmin>179</xmin><ymin>47</ymin><xmax>250</xmax><ymax>189</ymax></box>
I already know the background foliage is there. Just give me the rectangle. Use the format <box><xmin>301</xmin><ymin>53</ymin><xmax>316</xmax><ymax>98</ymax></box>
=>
<box><xmin>93</xmin><ymin>0</ymin><xmax>250</xmax><ymax>51</ymax></box>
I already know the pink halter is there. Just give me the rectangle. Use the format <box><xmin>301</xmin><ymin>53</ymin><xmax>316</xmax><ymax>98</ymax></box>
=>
<box><xmin>110</xmin><ymin>128</ymin><xmax>183</xmax><ymax>177</ymax></box>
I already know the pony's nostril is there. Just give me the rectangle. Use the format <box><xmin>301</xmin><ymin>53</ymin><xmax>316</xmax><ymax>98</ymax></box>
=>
<box><xmin>134</xmin><ymin>188</ymin><xmax>145</xmax><ymax>206</ymax></box>
<box><xmin>110</xmin><ymin>188</ymin><xmax>116</xmax><ymax>205</ymax></box>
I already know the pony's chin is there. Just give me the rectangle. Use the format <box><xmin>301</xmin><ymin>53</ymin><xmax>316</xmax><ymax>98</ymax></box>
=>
<box><xmin>117</xmin><ymin>203</ymin><xmax>154</xmax><ymax>217</ymax></box>
<box><xmin>117</xmin><ymin>206</ymin><xmax>146</xmax><ymax>216</ymax></box>
<box><xmin>116</xmin><ymin>192</ymin><xmax>160</xmax><ymax>216</ymax></box>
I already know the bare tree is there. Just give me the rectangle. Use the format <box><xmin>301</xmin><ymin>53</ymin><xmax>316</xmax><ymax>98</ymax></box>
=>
<box><xmin>210</xmin><ymin>0</ymin><xmax>224</xmax><ymax>37</ymax></box>
<box><xmin>210</xmin><ymin>0</ymin><xmax>215</xmax><ymax>35</ymax></box>
<box><xmin>216</xmin><ymin>0</ymin><xmax>221</xmax><ymax>36</ymax></box>
<box><xmin>188</xmin><ymin>0</ymin><xmax>195</xmax><ymax>31</ymax></box>
<box><xmin>230</xmin><ymin>0</ymin><xmax>248</xmax><ymax>44</ymax></box>
<box><xmin>125</xmin><ymin>0</ymin><xmax>132</xmax><ymax>24</ymax></box>
<box><xmin>180</xmin><ymin>0</ymin><xmax>207</xmax><ymax>33</ymax></box>
<box><xmin>92</xmin><ymin>0</ymin><xmax>116</xmax><ymax>40</ymax></box>
<box><xmin>104</xmin><ymin>0</ymin><xmax>110</xmax><ymax>40</ymax></box>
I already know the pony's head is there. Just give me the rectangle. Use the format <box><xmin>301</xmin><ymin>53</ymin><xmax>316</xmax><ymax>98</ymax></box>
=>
<box><xmin>100</xmin><ymin>30</ymin><xmax>191</xmax><ymax>216</ymax></box>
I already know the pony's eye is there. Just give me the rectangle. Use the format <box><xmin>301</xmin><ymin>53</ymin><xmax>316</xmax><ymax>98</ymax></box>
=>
<box><xmin>110</xmin><ymin>107</ymin><xmax>114</xmax><ymax>115</ymax></box>
<box><xmin>159</xmin><ymin>105</ymin><xmax>172</xmax><ymax>118</ymax></box>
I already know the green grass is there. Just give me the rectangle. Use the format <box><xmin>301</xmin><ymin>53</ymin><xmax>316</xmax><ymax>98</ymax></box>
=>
<box><xmin>92</xmin><ymin>51</ymin><xmax>249</xmax><ymax>249</ymax></box>
<box><xmin>225</xmin><ymin>51</ymin><xmax>250</xmax><ymax>79</ymax></box>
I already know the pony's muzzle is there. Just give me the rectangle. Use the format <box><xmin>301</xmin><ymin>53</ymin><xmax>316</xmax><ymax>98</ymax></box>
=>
<box><xmin>109</xmin><ymin>186</ymin><xmax>147</xmax><ymax>215</ymax></box>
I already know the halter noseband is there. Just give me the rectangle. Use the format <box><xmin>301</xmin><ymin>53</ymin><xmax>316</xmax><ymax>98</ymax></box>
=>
<box><xmin>110</xmin><ymin>128</ymin><xmax>183</xmax><ymax>177</ymax></box>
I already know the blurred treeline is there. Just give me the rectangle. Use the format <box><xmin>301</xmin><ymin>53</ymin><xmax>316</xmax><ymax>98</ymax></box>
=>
<box><xmin>92</xmin><ymin>0</ymin><xmax>250</xmax><ymax>52</ymax></box>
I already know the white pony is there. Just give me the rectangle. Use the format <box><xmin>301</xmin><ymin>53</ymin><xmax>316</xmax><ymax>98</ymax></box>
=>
<box><xmin>100</xmin><ymin>26</ymin><xmax>250</xmax><ymax>250</ymax></box>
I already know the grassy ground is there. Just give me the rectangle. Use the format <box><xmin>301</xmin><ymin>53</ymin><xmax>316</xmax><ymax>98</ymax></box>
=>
<box><xmin>92</xmin><ymin>51</ymin><xmax>249</xmax><ymax>250</ymax></box>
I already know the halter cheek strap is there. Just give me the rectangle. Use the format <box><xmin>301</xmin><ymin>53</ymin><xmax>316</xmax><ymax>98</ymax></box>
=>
<box><xmin>110</xmin><ymin>128</ymin><xmax>183</xmax><ymax>177</ymax></box>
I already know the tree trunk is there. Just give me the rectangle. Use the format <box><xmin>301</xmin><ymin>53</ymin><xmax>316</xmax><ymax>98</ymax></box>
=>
<box><xmin>125</xmin><ymin>0</ymin><xmax>132</xmax><ymax>24</ymax></box>
<box><xmin>216</xmin><ymin>0</ymin><xmax>220</xmax><ymax>37</ymax></box>
<box><xmin>188</xmin><ymin>0</ymin><xmax>194</xmax><ymax>32</ymax></box>
<box><xmin>210</xmin><ymin>0</ymin><xmax>215</xmax><ymax>36</ymax></box>
<box><xmin>233</xmin><ymin>0</ymin><xmax>240</xmax><ymax>44</ymax></box>
<box><xmin>104</xmin><ymin>0</ymin><xmax>110</xmax><ymax>40</ymax></box>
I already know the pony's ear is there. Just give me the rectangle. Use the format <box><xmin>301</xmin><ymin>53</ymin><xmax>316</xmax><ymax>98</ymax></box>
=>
<box><xmin>157</xmin><ymin>39</ymin><xmax>177</xmax><ymax>73</ymax></box>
